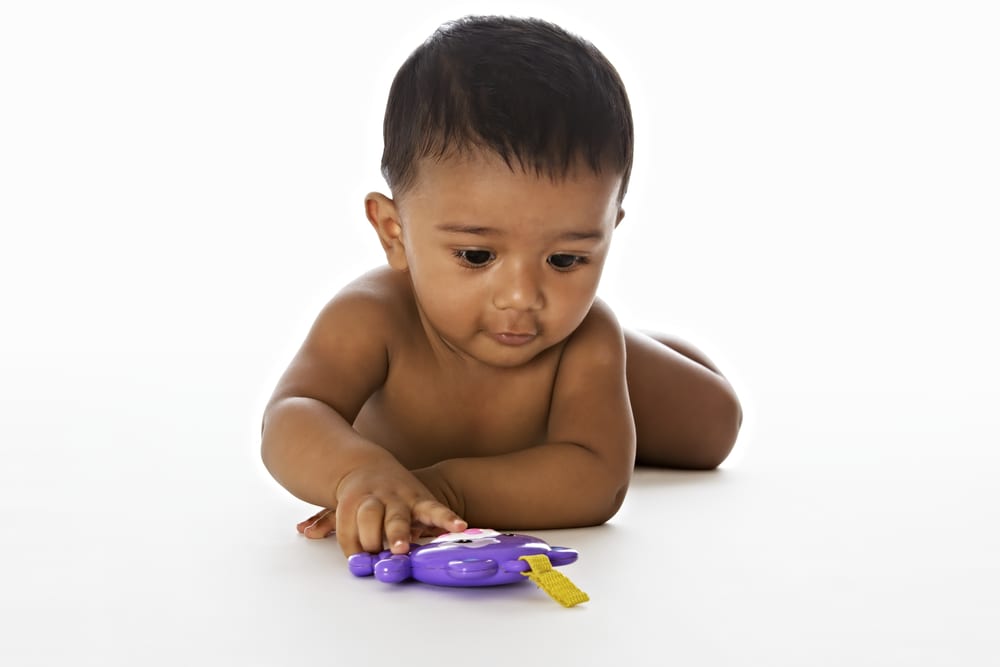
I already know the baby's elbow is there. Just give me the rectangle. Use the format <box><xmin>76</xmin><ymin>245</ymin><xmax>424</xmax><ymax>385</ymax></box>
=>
<box><xmin>579</xmin><ymin>479</ymin><xmax>630</xmax><ymax>527</ymax></box>
<box><xmin>691</xmin><ymin>384</ymin><xmax>742</xmax><ymax>470</ymax></box>
<box><xmin>602</xmin><ymin>482</ymin><xmax>630</xmax><ymax>522</ymax></box>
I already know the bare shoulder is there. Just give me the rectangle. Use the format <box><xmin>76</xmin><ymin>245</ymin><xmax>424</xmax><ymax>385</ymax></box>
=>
<box><xmin>559</xmin><ymin>298</ymin><xmax>626</xmax><ymax>366</ymax></box>
<box><xmin>324</xmin><ymin>266</ymin><xmax>415</xmax><ymax>324</ymax></box>
<box><xmin>547</xmin><ymin>298</ymin><xmax>633</xmax><ymax>466</ymax></box>
<box><xmin>268</xmin><ymin>266</ymin><xmax>414</xmax><ymax>421</ymax></box>
<box><xmin>306</xmin><ymin>267</ymin><xmax>411</xmax><ymax>347</ymax></box>
<box><xmin>550</xmin><ymin>298</ymin><xmax>628</xmax><ymax>424</ymax></box>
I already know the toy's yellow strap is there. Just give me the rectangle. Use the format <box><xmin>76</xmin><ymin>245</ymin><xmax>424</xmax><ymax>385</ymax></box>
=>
<box><xmin>519</xmin><ymin>554</ymin><xmax>589</xmax><ymax>608</ymax></box>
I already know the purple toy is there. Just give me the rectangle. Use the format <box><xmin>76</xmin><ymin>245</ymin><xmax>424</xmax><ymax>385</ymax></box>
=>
<box><xmin>348</xmin><ymin>528</ymin><xmax>579</xmax><ymax>587</ymax></box>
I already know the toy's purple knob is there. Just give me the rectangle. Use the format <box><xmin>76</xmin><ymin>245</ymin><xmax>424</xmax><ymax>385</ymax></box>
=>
<box><xmin>547</xmin><ymin>547</ymin><xmax>579</xmax><ymax>567</ymax></box>
<box><xmin>348</xmin><ymin>552</ymin><xmax>377</xmax><ymax>578</ymax></box>
<box><xmin>445</xmin><ymin>559</ymin><xmax>499</xmax><ymax>581</ymax></box>
<box><xmin>374</xmin><ymin>554</ymin><xmax>412</xmax><ymax>583</ymax></box>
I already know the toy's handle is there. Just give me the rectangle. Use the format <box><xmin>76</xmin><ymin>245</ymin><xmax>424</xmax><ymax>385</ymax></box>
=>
<box><xmin>519</xmin><ymin>554</ymin><xmax>589</xmax><ymax>608</ymax></box>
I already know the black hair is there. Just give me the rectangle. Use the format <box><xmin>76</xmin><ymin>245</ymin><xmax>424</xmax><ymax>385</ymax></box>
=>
<box><xmin>380</xmin><ymin>16</ymin><xmax>634</xmax><ymax>202</ymax></box>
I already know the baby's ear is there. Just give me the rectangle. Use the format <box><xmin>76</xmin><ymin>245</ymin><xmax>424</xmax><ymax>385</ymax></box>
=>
<box><xmin>615</xmin><ymin>207</ymin><xmax>626</xmax><ymax>228</ymax></box>
<box><xmin>365</xmin><ymin>193</ymin><xmax>409</xmax><ymax>272</ymax></box>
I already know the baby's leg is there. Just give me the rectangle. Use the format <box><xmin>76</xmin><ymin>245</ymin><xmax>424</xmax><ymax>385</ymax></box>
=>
<box><xmin>624</xmin><ymin>330</ymin><xmax>742</xmax><ymax>469</ymax></box>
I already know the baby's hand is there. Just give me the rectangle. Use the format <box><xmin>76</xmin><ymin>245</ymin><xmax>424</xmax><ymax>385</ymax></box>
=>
<box><xmin>296</xmin><ymin>509</ymin><xmax>447</xmax><ymax>542</ymax></box>
<box><xmin>329</xmin><ymin>461</ymin><xmax>466</xmax><ymax>557</ymax></box>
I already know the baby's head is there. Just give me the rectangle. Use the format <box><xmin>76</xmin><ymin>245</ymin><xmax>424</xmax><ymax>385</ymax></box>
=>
<box><xmin>367</xmin><ymin>16</ymin><xmax>634</xmax><ymax>367</ymax></box>
<box><xmin>380</xmin><ymin>15</ymin><xmax>634</xmax><ymax>204</ymax></box>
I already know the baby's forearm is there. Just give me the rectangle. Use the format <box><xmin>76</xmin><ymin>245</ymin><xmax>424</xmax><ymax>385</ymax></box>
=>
<box><xmin>419</xmin><ymin>443</ymin><xmax>630</xmax><ymax>530</ymax></box>
<box><xmin>260</xmin><ymin>396</ymin><xmax>396</xmax><ymax>509</ymax></box>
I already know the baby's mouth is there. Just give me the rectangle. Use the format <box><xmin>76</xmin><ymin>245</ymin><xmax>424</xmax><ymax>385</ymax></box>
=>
<box><xmin>493</xmin><ymin>332</ymin><xmax>537</xmax><ymax>346</ymax></box>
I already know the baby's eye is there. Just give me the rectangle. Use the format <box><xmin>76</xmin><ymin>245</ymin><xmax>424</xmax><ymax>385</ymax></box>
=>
<box><xmin>454</xmin><ymin>249</ymin><xmax>494</xmax><ymax>267</ymax></box>
<box><xmin>548</xmin><ymin>254</ymin><xmax>587</xmax><ymax>270</ymax></box>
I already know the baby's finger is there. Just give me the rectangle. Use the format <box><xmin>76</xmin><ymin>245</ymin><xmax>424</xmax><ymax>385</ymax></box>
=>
<box><xmin>335</xmin><ymin>501</ymin><xmax>365</xmax><ymax>557</ymax></box>
<box><xmin>298</xmin><ymin>508</ymin><xmax>336</xmax><ymax>539</ymax></box>
<box><xmin>296</xmin><ymin>508</ymin><xmax>330</xmax><ymax>533</ymax></box>
<box><xmin>411</xmin><ymin>499</ymin><xmax>467</xmax><ymax>534</ymax></box>
<box><xmin>356</xmin><ymin>496</ymin><xmax>387</xmax><ymax>554</ymax></box>
<box><xmin>383</xmin><ymin>503</ymin><xmax>414</xmax><ymax>554</ymax></box>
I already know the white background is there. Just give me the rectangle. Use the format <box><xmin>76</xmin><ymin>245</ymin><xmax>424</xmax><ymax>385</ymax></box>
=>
<box><xmin>1</xmin><ymin>1</ymin><xmax>997</xmax><ymax>665</ymax></box>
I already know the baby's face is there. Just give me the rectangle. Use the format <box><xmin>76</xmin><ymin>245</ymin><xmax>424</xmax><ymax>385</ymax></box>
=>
<box><xmin>392</xmin><ymin>151</ymin><xmax>623</xmax><ymax>368</ymax></box>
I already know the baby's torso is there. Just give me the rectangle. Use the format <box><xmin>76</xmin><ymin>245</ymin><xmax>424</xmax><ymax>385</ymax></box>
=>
<box><xmin>353</xmin><ymin>359</ymin><xmax>555</xmax><ymax>469</ymax></box>
<box><xmin>350</xmin><ymin>273</ymin><xmax>561</xmax><ymax>469</ymax></box>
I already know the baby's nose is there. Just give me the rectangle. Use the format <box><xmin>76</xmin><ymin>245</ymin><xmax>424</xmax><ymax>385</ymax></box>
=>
<box><xmin>492</xmin><ymin>262</ymin><xmax>544</xmax><ymax>311</ymax></box>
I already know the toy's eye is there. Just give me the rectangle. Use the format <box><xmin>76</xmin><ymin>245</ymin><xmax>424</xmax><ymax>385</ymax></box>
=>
<box><xmin>455</xmin><ymin>539</ymin><xmax>473</xmax><ymax>543</ymax></box>
<box><xmin>502</xmin><ymin>533</ymin><xmax>516</xmax><ymax>537</ymax></box>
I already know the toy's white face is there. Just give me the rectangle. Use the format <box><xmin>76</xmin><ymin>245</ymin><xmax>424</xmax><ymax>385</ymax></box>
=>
<box><xmin>429</xmin><ymin>528</ymin><xmax>502</xmax><ymax>549</ymax></box>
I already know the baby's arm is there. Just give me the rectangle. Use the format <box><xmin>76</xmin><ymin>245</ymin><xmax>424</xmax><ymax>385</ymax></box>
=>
<box><xmin>416</xmin><ymin>301</ymin><xmax>636</xmax><ymax>529</ymax></box>
<box><xmin>261</xmin><ymin>280</ymin><xmax>465</xmax><ymax>555</ymax></box>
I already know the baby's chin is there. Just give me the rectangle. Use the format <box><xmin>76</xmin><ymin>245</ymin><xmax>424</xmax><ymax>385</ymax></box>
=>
<box><xmin>470</xmin><ymin>334</ymin><xmax>563</xmax><ymax>368</ymax></box>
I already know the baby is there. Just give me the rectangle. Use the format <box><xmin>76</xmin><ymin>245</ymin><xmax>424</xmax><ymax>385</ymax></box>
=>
<box><xmin>261</xmin><ymin>15</ymin><xmax>742</xmax><ymax>558</ymax></box>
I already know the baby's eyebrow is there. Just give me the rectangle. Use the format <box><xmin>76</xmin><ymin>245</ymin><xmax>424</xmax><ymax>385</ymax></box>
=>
<box><xmin>436</xmin><ymin>223</ymin><xmax>499</xmax><ymax>236</ymax></box>
<box><xmin>557</xmin><ymin>229</ymin><xmax>606</xmax><ymax>242</ymax></box>
<box><xmin>436</xmin><ymin>223</ymin><xmax>605</xmax><ymax>242</ymax></box>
